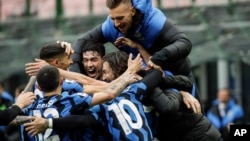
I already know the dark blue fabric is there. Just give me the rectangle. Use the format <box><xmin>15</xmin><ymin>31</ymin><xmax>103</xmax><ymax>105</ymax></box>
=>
<box><xmin>91</xmin><ymin>82</ymin><xmax>153</xmax><ymax>141</ymax></box>
<box><xmin>102</xmin><ymin>0</ymin><xmax>166</xmax><ymax>58</ymax></box>
<box><xmin>62</xmin><ymin>79</ymin><xmax>83</xmax><ymax>94</ymax></box>
<box><xmin>22</xmin><ymin>92</ymin><xmax>92</xmax><ymax>141</ymax></box>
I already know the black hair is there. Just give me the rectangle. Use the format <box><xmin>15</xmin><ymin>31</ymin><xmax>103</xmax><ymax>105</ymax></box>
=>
<box><xmin>36</xmin><ymin>65</ymin><xmax>60</xmax><ymax>92</ymax></box>
<box><xmin>39</xmin><ymin>42</ymin><xmax>66</xmax><ymax>61</ymax></box>
<box><xmin>81</xmin><ymin>39</ymin><xmax>105</xmax><ymax>57</ymax></box>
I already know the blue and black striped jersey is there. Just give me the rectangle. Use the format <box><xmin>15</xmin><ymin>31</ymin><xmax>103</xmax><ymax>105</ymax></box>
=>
<box><xmin>22</xmin><ymin>92</ymin><xmax>92</xmax><ymax>141</ymax></box>
<box><xmin>34</xmin><ymin>79</ymin><xmax>83</xmax><ymax>98</ymax></box>
<box><xmin>62</xmin><ymin>79</ymin><xmax>83</xmax><ymax>94</ymax></box>
<box><xmin>91</xmin><ymin>82</ymin><xmax>153</xmax><ymax>141</ymax></box>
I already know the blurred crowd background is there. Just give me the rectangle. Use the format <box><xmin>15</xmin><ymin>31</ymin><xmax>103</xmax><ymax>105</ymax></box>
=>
<box><xmin>0</xmin><ymin>0</ymin><xmax>250</xmax><ymax>123</ymax></box>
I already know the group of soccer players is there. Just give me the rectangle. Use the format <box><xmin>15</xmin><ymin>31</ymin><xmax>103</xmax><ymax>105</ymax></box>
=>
<box><xmin>1</xmin><ymin>0</ymin><xmax>227</xmax><ymax>140</ymax></box>
<box><xmin>7</xmin><ymin>39</ymin><xmax>221</xmax><ymax>141</ymax></box>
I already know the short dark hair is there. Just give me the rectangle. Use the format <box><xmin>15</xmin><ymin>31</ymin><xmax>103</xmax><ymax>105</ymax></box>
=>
<box><xmin>39</xmin><ymin>42</ymin><xmax>66</xmax><ymax>61</ymax></box>
<box><xmin>81</xmin><ymin>39</ymin><xmax>105</xmax><ymax>57</ymax></box>
<box><xmin>106</xmin><ymin>0</ymin><xmax>131</xmax><ymax>9</ymax></box>
<box><xmin>36</xmin><ymin>65</ymin><xmax>60</xmax><ymax>92</ymax></box>
<box><xmin>103</xmin><ymin>51</ymin><xmax>128</xmax><ymax>78</ymax></box>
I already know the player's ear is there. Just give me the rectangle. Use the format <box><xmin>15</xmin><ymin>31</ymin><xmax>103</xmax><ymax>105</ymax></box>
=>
<box><xmin>47</xmin><ymin>59</ymin><xmax>58</xmax><ymax>67</ymax></box>
<box><xmin>131</xmin><ymin>6</ymin><xmax>136</xmax><ymax>16</ymax></box>
<box><xmin>54</xmin><ymin>59</ymin><xmax>59</xmax><ymax>66</ymax></box>
<box><xmin>59</xmin><ymin>77</ymin><xmax>64</xmax><ymax>86</ymax></box>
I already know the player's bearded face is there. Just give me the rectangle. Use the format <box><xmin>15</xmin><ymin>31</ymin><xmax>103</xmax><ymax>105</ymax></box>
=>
<box><xmin>102</xmin><ymin>61</ymin><xmax>115</xmax><ymax>82</ymax></box>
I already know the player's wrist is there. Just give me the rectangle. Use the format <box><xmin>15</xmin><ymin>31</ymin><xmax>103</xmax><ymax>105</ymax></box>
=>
<box><xmin>14</xmin><ymin>103</ymin><xmax>25</xmax><ymax>110</ymax></box>
<box><xmin>46</xmin><ymin>118</ymin><xmax>53</xmax><ymax>128</ymax></box>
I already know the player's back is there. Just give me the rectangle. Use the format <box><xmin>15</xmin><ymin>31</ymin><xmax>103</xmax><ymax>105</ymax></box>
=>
<box><xmin>22</xmin><ymin>92</ymin><xmax>92</xmax><ymax>141</ymax></box>
<box><xmin>92</xmin><ymin>82</ymin><xmax>153</xmax><ymax>141</ymax></box>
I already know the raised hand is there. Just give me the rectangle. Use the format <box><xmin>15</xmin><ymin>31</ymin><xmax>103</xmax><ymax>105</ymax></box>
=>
<box><xmin>180</xmin><ymin>91</ymin><xmax>201</xmax><ymax>114</ymax></box>
<box><xmin>147</xmin><ymin>58</ymin><xmax>164</xmax><ymax>76</ymax></box>
<box><xmin>25</xmin><ymin>59</ymin><xmax>49</xmax><ymax>76</ymax></box>
<box><xmin>14</xmin><ymin>92</ymin><xmax>35</xmax><ymax>109</ymax></box>
<box><xmin>126</xmin><ymin>53</ymin><xmax>143</xmax><ymax>74</ymax></box>
<box><xmin>114</xmin><ymin>37</ymin><xmax>139</xmax><ymax>49</ymax></box>
<box><xmin>57</xmin><ymin>41</ymin><xmax>74</xmax><ymax>55</ymax></box>
<box><xmin>24</xmin><ymin>116</ymin><xmax>48</xmax><ymax>136</ymax></box>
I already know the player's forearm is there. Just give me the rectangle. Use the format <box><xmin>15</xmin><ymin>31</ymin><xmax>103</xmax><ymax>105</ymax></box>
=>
<box><xmin>83</xmin><ymin>85</ymin><xmax>107</xmax><ymax>93</ymax></box>
<box><xmin>59</xmin><ymin>68</ymin><xmax>105</xmax><ymax>85</ymax></box>
<box><xmin>104</xmin><ymin>73</ymin><xmax>133</xmax><ymax>98</ymax></box>
<box><xmin>23</xmin><ymin>76</ymin><xmax>36</xmax><ymax>93</ymax></box>
<box><xmin>91</xmin><ymin>75</ymin><xmax>133</xmax><ymax>105</ymax></box>
<box><xmin>9</xmin><ymin>115</ymin><xmax>30</xmax><ymax>126</ymax></box>
<box><xmin>150</xmin><ymin>88</ymin><xmax>181</xmax><ymax>114</ymax></box>
<box><xmin>137</xmin><ymin>44</ymin><xmax>151</xmax><ymax>63</ymax></box>
<box><xmin>4</xmin><ymin>105</ymin><xmax>23</xmax><ymax>126</ymax></box>
<box><xmin>59</xmin><ymin>68</ymin><xmax>89</xmax><ymax>84</ymax></box>
<box><xmin>52</xmin><ymin>115</ymin><xmax>98</xmax><ymax>130</ymax></box>
<box><xmin>141</xmin><ymin>70</ymin><xmax>162</xmax><ymax>93</ymax></box>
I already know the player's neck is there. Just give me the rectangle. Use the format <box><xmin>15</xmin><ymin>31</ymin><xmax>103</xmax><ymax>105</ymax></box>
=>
<box><xmin>44</xmin><ymin>87</ymin><xmax>62</xmax><ymax>97</ymax></box>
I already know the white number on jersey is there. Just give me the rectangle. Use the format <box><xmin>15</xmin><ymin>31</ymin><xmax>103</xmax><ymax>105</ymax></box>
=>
<box><xmin>33</xmin><ymin>108</ymin><xmax>60</xmax><ymax>141</ymax></box>
<box><xmin>108</xmin><ymin>99</ymin><xmax>143</xmax><ymax>135</ymax></box>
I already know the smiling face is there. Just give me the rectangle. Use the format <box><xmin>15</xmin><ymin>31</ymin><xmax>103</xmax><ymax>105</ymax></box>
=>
<box><xmin>82</xmin><ymin>51</ymin><xmax>103</xmax><ymax>80</ymax></box>
<box><xmin>39</xmin><ymin>43</ymin><xmax>73</xmax><ymax>71</ymax></box>
<box><xmin>108</xmin><ymin>2</ymin><xmax>135</xmax><ymax>35</ymax></box>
